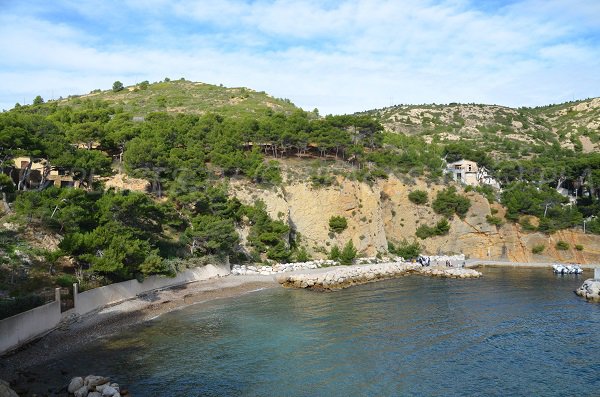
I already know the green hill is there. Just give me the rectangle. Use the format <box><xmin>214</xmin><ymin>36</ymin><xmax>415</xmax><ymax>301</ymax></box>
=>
<box><xmin>58</xmin><ymin>79</ymin><xmax>299</xmax><ymax>117</ymax></box>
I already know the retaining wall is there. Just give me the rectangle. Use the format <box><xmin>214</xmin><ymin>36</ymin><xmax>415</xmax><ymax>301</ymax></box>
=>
<box><xmin>75</xmin><ymin>264</ymin><xmax>229</xmax><ymax>316</ymax></box>
<box><xmin>0</xmin><ymin>264</ymin><xmax>230</xmax><ymax>354</ymax></box>
<box><xmin>0</xmin><ymin>288</ymin><xmax>62</xmax><ymax>354</ymax></box>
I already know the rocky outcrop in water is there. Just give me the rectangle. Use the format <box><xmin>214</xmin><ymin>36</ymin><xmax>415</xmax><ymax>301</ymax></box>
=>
<box><xmin>68</xmin><ymin>375</ymin><xmax>126</xmax><ymax>397</ymax></box>
<box><xmin>276</xmin><ymin>262</ymin><xmax>481</xmax><ymax>291</ymax></box>
<box><xmin>575</xmin><ymin>279</ymin><xmax>600</xmax><ymax>301</ymax></box>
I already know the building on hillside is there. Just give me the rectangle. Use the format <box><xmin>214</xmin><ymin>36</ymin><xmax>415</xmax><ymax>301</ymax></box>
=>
<box><xmin>11</xmin><ymin>157</ymin><xmax>77</xmax><ymax>189</ymax></box>
<box><xmin>446</xmin><ymin>159</ymin><xmax>501</xmax><ymax>189</ymax></box>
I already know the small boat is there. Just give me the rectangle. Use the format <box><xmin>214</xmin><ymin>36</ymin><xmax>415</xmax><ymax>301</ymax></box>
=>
<box><xmin>552</xmin><ymin>264</ymin><xmax>582</xmax><ymax>274</ymax></box>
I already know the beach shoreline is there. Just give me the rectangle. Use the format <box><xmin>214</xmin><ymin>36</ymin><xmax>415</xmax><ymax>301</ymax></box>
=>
<box><xmin>1</xmin><ymin>259</ymin><xmax>595</xmax><ymax>391</ymax></box>
<box><xmin>0</xmin><ymin>274</ymin><xmax>279</xmax><ymax>384</ymax></box>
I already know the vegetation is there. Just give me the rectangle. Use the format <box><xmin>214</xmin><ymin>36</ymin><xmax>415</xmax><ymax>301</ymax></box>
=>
<box><xmin>486</xmin><ymin>215</ymin><xmax>504</xmax><ymax>226</ymax></box>
<box><xmin>415</xmin><ymin>219</ymin><xmax>451</xmax><ymax>239</ymax></box>
<box><xmin>3</xmin><ymin>80</ymin><xmax>600</xmax><ymax>313</ymax></box>
<box><xmin>339</xmin><ymin>240</ymin><xmax>357</xmax><ymax>265</ymax></box>
<box><xmin>388</xmin><ymin>239</ymin><xmax>421</xmax><ymax>259</ymax></box>
<box><xmin>329</xmin><ymin>216</ymin><xmax>348</xmax><ymax>233</ymax></box>
<box><xmin>432</xmin><ymin>187</ymin><xmax>471</xmax><ymax>218</ymax></box>
<box><xmin>531</xmin><ymin>244</ymin><xmax>545</xmax><ymax>254</ymax></box>
<box><xmin>555</xmin><ymin>240</ymin><xmax>570</xmax><ymax>251</ymax></box>
<box><xmin>408</xmin><ymin>190</ymin><xmax>428</xmax><ymax>205</ymax></box>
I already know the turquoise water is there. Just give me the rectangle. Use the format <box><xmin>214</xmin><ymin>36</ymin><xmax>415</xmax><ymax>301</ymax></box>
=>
<box><xmin>27</xmin><ymin>268</ymin><xmax>600</xmax><ymax>396</ymax></box>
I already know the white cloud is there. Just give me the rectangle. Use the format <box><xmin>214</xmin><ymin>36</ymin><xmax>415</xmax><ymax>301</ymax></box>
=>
<box><xmin>0</xmin><ymin>0</ymin><xmax>599</xmax><ymax>113</ymax></box>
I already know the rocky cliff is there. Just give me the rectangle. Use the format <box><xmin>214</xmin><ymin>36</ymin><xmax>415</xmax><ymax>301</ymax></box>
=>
<box><xmin>230</xmin><ymin>176</ymin><xmax>600</xmax><ymax>264</ymax></box>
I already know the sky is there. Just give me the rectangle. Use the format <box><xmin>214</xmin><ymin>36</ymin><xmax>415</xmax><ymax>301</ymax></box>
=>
<box><xmin>1</xmin><ymin>0</ymin><xmax>599</xmax><ymax>114</ymax></box>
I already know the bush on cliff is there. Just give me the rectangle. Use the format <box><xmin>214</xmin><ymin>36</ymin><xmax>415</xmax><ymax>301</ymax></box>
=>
<box><xmin>329</xmin><ymin>245</ymin><xmax>341</xmax><ymax>261</ymax></box>
<box><xmin>388</xmin><ymin>239</ymin><xmax>421</xmax><ymax>259</ymax></box>
<box><xmin>329</xmin><ymin>216</ymin><xmax>348</xmax><ymax>233</ymax></box>
<box><xmin>415</xmin><ymin>218</ymin><xmax>451</xmax><ymax>239</ymax></box>
<box><xmin>408</xmin><ymin>190</ymin><xmax>428</xmax><ymax>205</ymax></box>
<box><xmin>432</xmin><ymin>187</ymin><xmax>471</xmax><ymax>218</ymax></box>
<box><xmin>340</xmin><ymin>240</ymin><xmax>357</xmax><ymax>265</ymax></box>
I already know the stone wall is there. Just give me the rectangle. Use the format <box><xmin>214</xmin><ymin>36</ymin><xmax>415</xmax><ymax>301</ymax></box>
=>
<box><xmin>0</xmin><ymin>289</ymin><xmax>62</xmax><ymax>355</ymax></box>
<box><xmin>0</xmin><ymin>264</ymin><xmax>230</xmax><ymax>355</ymax></box>
<box><xmin>75</xmin><ymin>264</ymin><xmax>229</xmax><ymax>316</ymax></box>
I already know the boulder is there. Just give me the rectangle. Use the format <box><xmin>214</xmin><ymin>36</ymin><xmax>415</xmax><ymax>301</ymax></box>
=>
<box><xmin>85</xmin><ymin>375</ymin><xmax>110</xmax><ymax>388</ymax></box>
<box><xmin>88</xmin><ymin>393</ymin><xmax>102</xmax><ymax>397</ymax></box>
<box><xmin>75</xmin><ymin>385</ymin><xmax>89</xmax><ymax>397</ymax></box>
<box><xmin>68</xmin><ymin>377</ymin><xmax>85</xmax><ymax>393</ymax></box>
<box><xmin>0</xmin><ymin>379</ymin><xmax>19</xmax><ymax>397</ymax></box>
<box><xmin>576</xmin><ymin>279</ymin><xmax>600</xmax><ymax>301</ymax></box>
<box><xmin>96</xmin><ymin>383</ymin><xmax>110</xmax><ymax>393</ymax></box>
<box><xmin>102</xmin><ymin>385</ymin><xmax>118</xmax><ymax>397</ymax></box>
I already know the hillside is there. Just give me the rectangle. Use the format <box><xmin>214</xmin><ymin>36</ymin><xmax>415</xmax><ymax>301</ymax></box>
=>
<box><xmin>57</xmin><ymin>79</ymin><xmax>299</xmax><ymax>117</ymax></box>
<box><xmin>359</xmin><ymin>97</ymin><xmax>600</xmax><ymax>158</ymax></box>
<box><xmin>3</xmin><ymin>82</ymin><xmax>600</xmax><ymax>314</ymax></box>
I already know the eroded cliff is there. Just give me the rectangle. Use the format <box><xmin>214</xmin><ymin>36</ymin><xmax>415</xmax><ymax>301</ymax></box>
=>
<box><xmin>230</xmin><ymin>176</ymin><xmax>600</xmax><ymax>264</ymax></box>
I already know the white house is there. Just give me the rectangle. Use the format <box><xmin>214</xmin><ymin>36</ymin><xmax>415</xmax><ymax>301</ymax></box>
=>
<box><xmin>447</xmin><ymin>159</ymin><xmax>501</xmax><ymax>189</ymax></box>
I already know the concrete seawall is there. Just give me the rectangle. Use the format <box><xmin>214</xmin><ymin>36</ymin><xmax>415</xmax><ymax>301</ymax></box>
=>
<box><xmin>276</xmin><ymin>262</ymin><xmax>481</xmax><ymax>291</ymax></box>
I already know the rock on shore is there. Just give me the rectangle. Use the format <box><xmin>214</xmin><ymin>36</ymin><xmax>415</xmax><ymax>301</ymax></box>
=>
<box><xmin>276</xmin><ymin>262</ymin><xmax>481</xmax><ymax>291</ymax></box>
<box><xmin>575</xmin><ymin>279</ymin><xmax>600</xmax><ymax>301</ymax></box>
<box><xmin>67</xmin><ymin>375</ymin><xmax>126</xmax><ymax>397</ymax></box>
<box><xmin>0</xmin><ymin>379</ymin><xmax>18</xmax><ymax>397</ymax></box>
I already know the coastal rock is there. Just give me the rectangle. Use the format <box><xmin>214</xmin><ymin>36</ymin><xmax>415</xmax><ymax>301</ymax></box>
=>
<box><xmin>278</xmin><ymin>262</ymin><xmax>482</xmax><ymax>291</ymax></box>
<box><xmin>96</xmin><ymin>383</ymin><xmax>109</xmax><ymax>393</ymax></box>
<box><xmin>0</xmin><ymin>379</ymin><xmax>19</xmax><ymax>397</ymax></box>
<box><xmin>575</xmin><ymin>279</ymin><xmax>600</xmax><ymax>301</ymax></box>
<box><xmin>85</xmin><ymin>375</ymin><xmax>110</xmax><ymax>388</ymax></box>
<box><xmin>102</xmin><ymin>385</ymin><xmax>118</xmax><ymax>397</ymax></box>
<box><xmin>68</xmin><ymin>377</ymin><xmax>84</xmax><ymax>393</ymax></box>
<box><xmin>88</xmin><ymin>393</ymin><xmax>102</xmax><ymax>397</ymax></box>
<box><xmin>75</xmin><ymin>385</ymin><xmax>89</xmax><ymax>397</ymax></box>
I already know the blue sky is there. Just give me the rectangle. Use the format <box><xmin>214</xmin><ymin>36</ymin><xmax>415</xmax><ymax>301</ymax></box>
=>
<box><xmin>1</xmin><ymin>0</ymin><xmax>599</xmax><ymax>114</ymax></box>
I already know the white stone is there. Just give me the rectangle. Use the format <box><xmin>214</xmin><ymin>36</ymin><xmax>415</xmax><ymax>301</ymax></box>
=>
<box><xmin>68</xmin><ymin>377</ymin><xmax>84</xmax><ymax>393</ymax></box>
<box><xmin>102</xmin><ymin>386</ymin><xmax>118</xmax><ymax>397</ymax></box>
<box><xmin>75</xmin><ymin>385</ymin><xmax>89</xmax><ymax>397</ymax></box>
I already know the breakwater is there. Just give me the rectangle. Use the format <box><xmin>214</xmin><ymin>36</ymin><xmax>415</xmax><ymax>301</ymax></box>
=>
<box><xmin>276</xmin><ymin>262</ymin><xmax>481</xmax><ymax>290</ymax></box>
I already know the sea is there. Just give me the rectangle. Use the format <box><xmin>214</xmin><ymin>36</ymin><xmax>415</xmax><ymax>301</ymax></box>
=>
<box><xmin>22</xmin><ymin>267</ymin><xmax>600</xmax><ymax>396</ymax></box>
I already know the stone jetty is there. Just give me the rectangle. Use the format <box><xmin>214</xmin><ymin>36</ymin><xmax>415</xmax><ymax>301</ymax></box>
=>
<box><xmin>276</xmin><ymin>262</ymin><xmax>481</xmax><ymax>291</ymax></box>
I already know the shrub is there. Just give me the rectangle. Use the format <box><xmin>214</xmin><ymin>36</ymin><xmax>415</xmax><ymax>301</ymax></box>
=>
<box><xmin>415</xmin><ymin>219</ymin><xmax>450</xmax><ymax>239</ymax></box>
<box><xmin>408</xmin><ymin>190</ymin><xmax>428</xmax><ymax>205</ymax></box>
<box><xmin>329</xmin><ymin>245</ymin><xmax>341</xmax><ymax>261</ymax></box>
<box><xmin>416</xmin><ymin>224</ymin><xmax>435</xmax><ymax>239</ymax></box>
<box><xmin>339</xmin><ymin>240</ymin><xmax>357</xmax><ymax>265</ymax></box>
<box><xmin>575</xmin><ymin>244</ymin><xmax>584</xmax><ymax>251</ymax></box>
<box><xmin>531</xmin><ymin>244</ymin><xmax>545</xmax><ymax>254</ymax></box>
<box><xmin>555</xmin><ymin>240</ymin><xmax>570</xmax><ymax>250</ymax></box>
<box><xmin>486</xmin><ymin>215</ymin><xmax>504</xmax><ymax>226</ymax></box>
<box><xmin>520</xmin><ymin>217</ymin><xmax>537</xmax><ymax>231</ymax></box>
<box><xmin>295</xmin><ymin>247</ymin><xmax>311</xmax><ymax>262</ymax></box>
<box><xmin>329</xmin><ymin>216</ymin><xmax>348</xmax><ymax>233</ymax></box>
<box><xmin>432</xmin><ymin>187</ymin><xmax>471</xmax><ymax>218</ymax></box>
<box><xmin>388</xmin><ymin>239</ymin><xmax>422</xmax><ymax>259</ymax></box>
<box><xmin>0</xmin><ymin>295</ymin><xmax>45</xmax><ymax>320</ymax></box>
<box><xmin>55</xmin><ymin>274</ymin><xmax>77</xmax><ymax>288</ymax></box>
